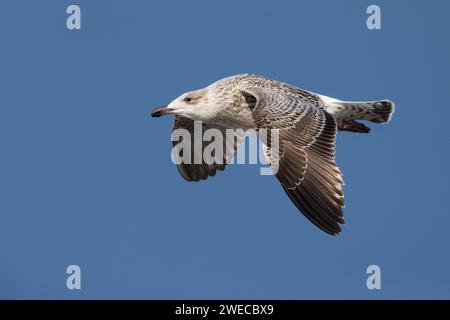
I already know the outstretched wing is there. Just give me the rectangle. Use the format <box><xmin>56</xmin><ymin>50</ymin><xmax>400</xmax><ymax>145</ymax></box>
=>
<box><xmin>239</xmin><ymin>80</ymin><xmax>345</xmax><ymax>235</ymax></box>
<box><xmin>172</xmin><ymin>116</ymin><xmax>244</xmax><ymax>182</ymax></box>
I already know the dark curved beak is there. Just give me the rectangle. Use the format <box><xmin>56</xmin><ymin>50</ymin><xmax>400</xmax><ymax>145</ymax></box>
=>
<box><xmin>150</xmin><ymin>105</ymin><xmax>174</xmax><ymax>117</ymax></box>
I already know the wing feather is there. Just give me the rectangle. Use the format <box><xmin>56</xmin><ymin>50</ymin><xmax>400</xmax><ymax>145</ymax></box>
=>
<box><xmin>239</xmin><ymin>78</ymin><xmax>345</xmax><ymax>235</ymax></box>
<box><xmin>172</xmin><ymin>116</ymin><xmax>243</xmax><ymax>182</ymax></box>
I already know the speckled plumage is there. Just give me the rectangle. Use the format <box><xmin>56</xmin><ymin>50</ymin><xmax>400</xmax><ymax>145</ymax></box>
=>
<box><xmin>151</xmin><ymin>74</ymin><xmax>395</xmax><ymax>235</ymax></box>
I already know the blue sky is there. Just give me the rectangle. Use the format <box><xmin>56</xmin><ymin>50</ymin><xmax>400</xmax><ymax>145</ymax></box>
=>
<box><xmin>0</xmin><ymin>0</ymin><xmax>449</xmax><ymax>299</ymax></box>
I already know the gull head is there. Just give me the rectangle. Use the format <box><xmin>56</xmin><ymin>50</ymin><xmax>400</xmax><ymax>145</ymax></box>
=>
<box><xmin>151</xmin><ymin>88</ymin><xmax>220</xmax><ymax>122</ymax></box>
<box><xmin>151</xmin><ymin>79</ymin><xmax>255</xmax><ymax>129</ymax></box>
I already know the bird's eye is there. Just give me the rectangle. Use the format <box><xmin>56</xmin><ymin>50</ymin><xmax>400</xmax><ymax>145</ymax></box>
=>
<box><xmin>184</xmin><ymin>97</ymin><xmax>192</xmax><ymax>103</ymax></box>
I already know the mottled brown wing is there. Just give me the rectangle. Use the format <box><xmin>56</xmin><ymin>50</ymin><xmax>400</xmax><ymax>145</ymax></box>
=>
<box><xmin>172</xmin><ymin>116</ymin><xmax>243</xmax><ymax>182</ymax></box>
<box><xmin>239</xmin><ymin>82</ymin><xmax>345</xmax><ymax>235</ymax></box>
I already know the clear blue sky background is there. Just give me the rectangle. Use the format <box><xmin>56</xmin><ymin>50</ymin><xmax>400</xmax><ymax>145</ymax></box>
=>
<box><xmin>1</xmin><ymin>0</ymin><xmax>449</xmax><ymax>299</ymax></box>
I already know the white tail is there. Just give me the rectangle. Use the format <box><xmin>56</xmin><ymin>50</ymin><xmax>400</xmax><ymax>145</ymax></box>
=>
<box><xmin>325</xmin><ymin>99</ymin><xmax>395</xmax><ymax>124</ymax></box>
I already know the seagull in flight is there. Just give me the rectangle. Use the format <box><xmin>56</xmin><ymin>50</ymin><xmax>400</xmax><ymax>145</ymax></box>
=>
<box><xmin>151</xmin><ymin>74</ymin><xmax>395</xmax><ymax>235</ymax></box>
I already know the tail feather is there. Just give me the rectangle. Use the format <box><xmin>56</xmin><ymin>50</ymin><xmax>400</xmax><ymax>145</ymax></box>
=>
<box><xmin>326</xmin><ymin>99</ymin><xmax>395</xmax><ymax>125</ymax></box>
<box><xmin>338</xmin><ymin>120</ymin><xmax>371</xmax><ymax>133</ymax></box>
<box><xmin>370</xmin><ymin>100</ymin><xmax>395</xmax><ymax>123</ymax></box>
